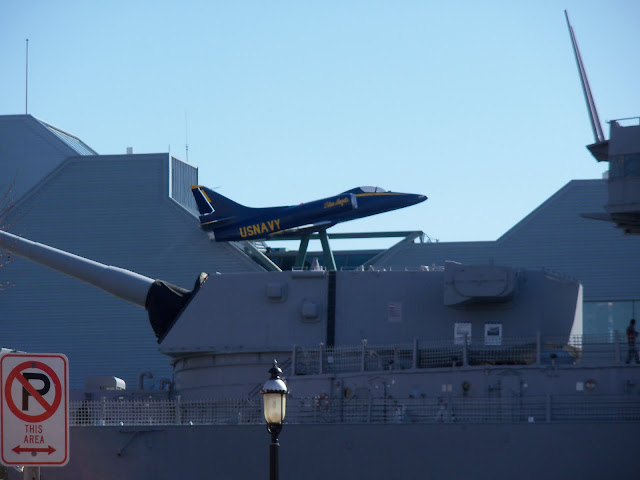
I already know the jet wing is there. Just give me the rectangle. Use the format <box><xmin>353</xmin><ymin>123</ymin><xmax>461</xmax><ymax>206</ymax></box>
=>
<box><xmin>269</xmin><ymin>221</ymin><xmax>335</xmax><ymax>238</ymax></box>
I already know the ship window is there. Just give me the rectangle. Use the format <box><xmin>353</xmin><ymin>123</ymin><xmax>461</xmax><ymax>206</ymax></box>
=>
<box><xmin>623</xmin><ymin>154</ymin><xmax>640</xmax><ymax>177</ymax></box>
<box><xmin>454</xmin><ymin>323</ymin><xmax>472</xmax><ymax>345</ymax></box>
<box><xmin>484</xmin><ymin>323</ymin><xmax>502</xmax><ymax>346</ymax></box>
<box><xmin>387</xmin><ymin>302</ymin><xmax>402</xmax><ymax>322</ymax></box>
<box><xmin>583</xmin><ymin>300</ymin><xmax>638</xmax><ymax>336</ymax></box>
<box><xmin>610</xmin><ymin>154</ymin><xmax>640</xmax><ymax>178</ymax></box>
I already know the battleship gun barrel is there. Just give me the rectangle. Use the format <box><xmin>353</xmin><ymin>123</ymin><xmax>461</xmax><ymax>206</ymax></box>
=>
<box><xmin>0</xmin><ymin>229</ymin><xmax>203</xmax><ymax>340</ymax></box>
<box><xmin>0</xmin><ymin>230</ymin><xmax>153</xmax><ymax>307</ymax></box>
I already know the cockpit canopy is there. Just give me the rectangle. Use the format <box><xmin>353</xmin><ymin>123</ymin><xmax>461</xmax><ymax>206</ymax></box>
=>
<box><xmin>342</xmin><ymin>186</ymin><xmax>389</xmax><ymax>194</ymax></box>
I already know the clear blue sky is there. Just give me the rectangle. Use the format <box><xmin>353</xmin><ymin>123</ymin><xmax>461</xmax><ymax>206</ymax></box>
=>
<box><xmin>2</xmin><ymin>1</ymin><xmax>639</xmax><ymax>250</ymax></box>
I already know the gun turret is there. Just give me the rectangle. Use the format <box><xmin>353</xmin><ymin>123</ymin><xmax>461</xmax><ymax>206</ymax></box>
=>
<box><xmin>0</xmin><ymin>230</ymin><xmax>206</xmax><ymax>339</ymax></box>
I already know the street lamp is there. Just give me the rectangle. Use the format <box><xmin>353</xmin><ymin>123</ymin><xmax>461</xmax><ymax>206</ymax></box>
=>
<box><xmin>260</xmin><ymin>360</ymin><xmax>289</xmax><ymax>480</ymax></box>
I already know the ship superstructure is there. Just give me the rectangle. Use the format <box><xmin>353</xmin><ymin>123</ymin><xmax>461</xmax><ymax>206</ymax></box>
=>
<box><xmin>566</xmin><ymin>11</ymin><xmax>640</xmax><ymax>233</ymax></box>
<box><xmin>1</xmin><ymin>230</ymin><xmax>639</xmax><ymax>479</ymax></box>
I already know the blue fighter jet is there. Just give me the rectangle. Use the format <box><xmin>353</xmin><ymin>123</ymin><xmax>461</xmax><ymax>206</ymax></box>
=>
<box><xmin>191</xmin><ymin>185</ymin><xmax>427</xmax><ymax>241</ymax></box>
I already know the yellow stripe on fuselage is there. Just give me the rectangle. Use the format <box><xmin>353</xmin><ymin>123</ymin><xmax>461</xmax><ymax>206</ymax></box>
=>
<box><xmin>355</xmin><ymin>193</ymin><xmax>402</xmax><ymax>197</ymax></box>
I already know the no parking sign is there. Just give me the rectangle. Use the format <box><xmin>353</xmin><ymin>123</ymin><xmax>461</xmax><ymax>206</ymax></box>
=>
<box><xmin>1</xmin><ymin>353</ymin><xmax>69</xmax><ymax>466</ymax></box>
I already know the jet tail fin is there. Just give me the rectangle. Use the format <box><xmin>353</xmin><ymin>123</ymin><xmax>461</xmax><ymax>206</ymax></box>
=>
<box><xmin>190</xmin><ymin>185</ymin><xmax>251</xmax><ymax>217</ymax></box>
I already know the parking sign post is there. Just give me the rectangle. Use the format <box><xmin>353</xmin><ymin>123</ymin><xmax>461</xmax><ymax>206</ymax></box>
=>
<box><xmin>1</xmin><ymin>353</ymin><xmax>69</xmax><ymax>470</ymax></box>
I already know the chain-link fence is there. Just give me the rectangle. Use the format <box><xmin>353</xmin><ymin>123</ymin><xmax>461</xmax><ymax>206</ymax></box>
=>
<box><xmin>70</xmin><ymin>394</ymin><xmax>640</xmax><ymax>427</ymax></box>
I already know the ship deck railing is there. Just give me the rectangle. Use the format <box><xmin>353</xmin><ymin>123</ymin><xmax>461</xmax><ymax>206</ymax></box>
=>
<box><xmin>291</xmin><ymin>332</ymin><xmax>629</xmax><ymax>375</ymax></box>
<box><xmin>69</xmin><ymin>394</ymin><xmax>640</xmax><ymax>427</ymax></box>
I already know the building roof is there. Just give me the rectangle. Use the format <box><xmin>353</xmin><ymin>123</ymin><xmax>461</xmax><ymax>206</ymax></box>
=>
<box><xmin>0</xmin><ymin>115</ymin><xmax>97</xmax><ymax>203</ymax></box>
<box><xmin>36</xmin><ymin>119</ymin><xmax>98</xmax><ymax>156</ymax></box>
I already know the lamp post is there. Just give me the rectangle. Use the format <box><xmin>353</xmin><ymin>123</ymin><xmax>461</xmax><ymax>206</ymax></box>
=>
<box><xmin>260</xmin><ymin>360</ymin><xmax>289</xmax><ymax>480</ymax></box>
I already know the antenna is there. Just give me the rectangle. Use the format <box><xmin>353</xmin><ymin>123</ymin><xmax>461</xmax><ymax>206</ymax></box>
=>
<box><xmin>185</xmin><ymin>109</ymin><xmax>189</xmax><ymax>163</ymax></box>
<box><xmin>564</xmin><ymin>10</ymin><xmax>605</xmax><ymax>143</ymax></box>
<box><xmin>25</xmin><ymin>39</ymin><xmax>29</xmax><ymax>114</ymax></box>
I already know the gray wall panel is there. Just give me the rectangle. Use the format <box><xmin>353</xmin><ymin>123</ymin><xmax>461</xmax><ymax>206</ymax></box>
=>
<box><xmin>40</xmin><ymin>422</ymin><xmax>640</xmax><ymax>480</ymax></box>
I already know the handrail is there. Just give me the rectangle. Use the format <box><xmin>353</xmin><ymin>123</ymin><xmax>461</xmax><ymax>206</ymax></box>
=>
<box><xmin>291</xmin><ymin>332</ymin><xmax>627</xmax><ymax>376</ymax></box>
<box><xmin>70</xmin><ymin>394</ymin><xmax>640</xmax><ymax>427</ymax></box>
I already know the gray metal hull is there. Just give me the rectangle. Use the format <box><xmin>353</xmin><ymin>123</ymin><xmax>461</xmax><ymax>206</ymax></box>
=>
<box><xmin>35</xmin><ymin>422</ymin><xmax>637</xmax><ymax>480</ymax></box>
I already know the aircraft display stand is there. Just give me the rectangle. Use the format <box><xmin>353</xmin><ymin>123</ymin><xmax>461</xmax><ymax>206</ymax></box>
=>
<box><xmin>293</xmin><ymin>230</ymin><xmax>336</xmax><ymax>270</ymax></box>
